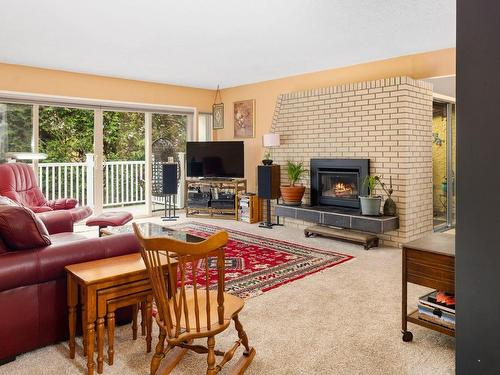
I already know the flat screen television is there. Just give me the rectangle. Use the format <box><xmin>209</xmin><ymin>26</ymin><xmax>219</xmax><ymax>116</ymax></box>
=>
<box><xmin>186</xmin><ymin>141</ymin><xmax>244</xmax><ymax>178</ymax></box>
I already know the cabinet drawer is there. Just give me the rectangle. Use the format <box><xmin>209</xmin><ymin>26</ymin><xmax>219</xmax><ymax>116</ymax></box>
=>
<box><xmin>322</xmin><ymin>213</ymin><xmax>350</xmax><ymax>228</ymax></box>
<box><xmin>296</xmin><ymin>209</ymin><xmax>321</xmax><ymax>223</ymax></box>
<box><xmin>405</xmin><ymin>249</ymin><xmax>455</xmax><ymax>292</ymax></box>
<box><xmin>275</xmin><ymin>205</ymin><xmax>296</xmax><ymax>219</ymax></box>
<box><xmin>351</xmin><ymin>217</ymin><xmax>382</xmax><ymax>233</ymax></box>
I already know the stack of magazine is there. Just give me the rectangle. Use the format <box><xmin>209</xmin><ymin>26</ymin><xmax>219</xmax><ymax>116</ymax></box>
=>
<box><xmin>417</xmin><ymin>291</ymin><xmax>455</xmax><ymax>330</ymax></box>
<box><xmin>238</xmin><ymin>195</ymin><xmax>252</xmax><ymax>223</ymax></box>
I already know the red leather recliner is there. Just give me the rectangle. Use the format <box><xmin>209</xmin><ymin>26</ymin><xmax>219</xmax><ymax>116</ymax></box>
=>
<box><xmin>0</xmin><ymin>206</ymin><xmax>139</xmax><ymax>363</ymax></box>
<box><xmin>0</xmin><ymin>162</ymin><xmax>92</xmax><ymax>222</ymax></box>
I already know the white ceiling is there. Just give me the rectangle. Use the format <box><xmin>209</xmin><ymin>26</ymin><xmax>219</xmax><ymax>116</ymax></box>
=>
<box><xmin>0</xmin><ymin>0</ymin><xmax>455</xmax><ymax>89</ymax></box>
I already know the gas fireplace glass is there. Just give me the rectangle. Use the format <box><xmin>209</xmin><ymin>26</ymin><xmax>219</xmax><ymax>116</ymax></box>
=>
<box><xmin>320</xmin><ymin>173</ymin><xmax>358</xmax><ymax>200</ymax></box>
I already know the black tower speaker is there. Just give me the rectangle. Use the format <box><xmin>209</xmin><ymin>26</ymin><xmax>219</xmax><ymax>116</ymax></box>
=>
<box><xmin>161</xmin><ymin>163</ymin><xmax>178</xmax><ymax>221</ymax></box>
<box><xmin>258</xmin><ymin>165</ymin><xmax>281</xmax><ymax>228</ymax></box>
<box><xmin>162</xmin><ymin>163</ymin><xmax>177</xmax><ymax>194</ymax></box>
<box><xmin>257</xmin><ymin>165</ymin><xmax>280</xmax><ymax>199</ymax></box>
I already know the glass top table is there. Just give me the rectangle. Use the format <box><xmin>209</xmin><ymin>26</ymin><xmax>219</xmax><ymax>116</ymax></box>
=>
<box><xmin>101</xmin><ymin>222</ymin><xmax>204</xmax><ymax>243</ymax></box>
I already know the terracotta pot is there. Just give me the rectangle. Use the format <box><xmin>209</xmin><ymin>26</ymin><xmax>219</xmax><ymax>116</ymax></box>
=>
<box><xmin>280</xmin><ymin>185</ymin><xmax>306</xmax><ymax>206</ymax></box>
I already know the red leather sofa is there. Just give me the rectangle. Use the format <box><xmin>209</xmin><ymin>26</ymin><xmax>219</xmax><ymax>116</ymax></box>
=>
<box><xmin>0</xmin><ymin>162</ymin><xmax>92</xmax><ymax>222</ymax></box>
<box><xmin>0</xmin><ymin>203</ymin><xmax>139</xmax><ymax>363</ymax></box>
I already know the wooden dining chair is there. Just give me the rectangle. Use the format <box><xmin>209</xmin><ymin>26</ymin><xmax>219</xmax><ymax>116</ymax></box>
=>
<box><xmin>133</xmin><ymin>223</ymin><xmax>255</xmax><ymax>375</ymax></box>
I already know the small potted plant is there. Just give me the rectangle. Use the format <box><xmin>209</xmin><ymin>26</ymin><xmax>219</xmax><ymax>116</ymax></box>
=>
<box><xmin>360</xmin><ymin>175</ymin><xmax>382</xmax><ymax>216</ymax></box>
<box><xmin>280</xmin><ymin>161</ymin><xmax>307</xmax><ymax>206</ymax></box>
<box><xmin>262</xmin><ymin>150</ymin><xmax>273</xmax><ymax>165</ymax></box>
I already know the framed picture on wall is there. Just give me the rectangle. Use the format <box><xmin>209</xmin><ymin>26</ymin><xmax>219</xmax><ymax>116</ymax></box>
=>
<box><xmin>212</xmin><ymin>103</ymin><xmax>224</xmax><ymax>130</ymax></box>
<box><xmin>233</xmin><ymin>99</ymin><xmax>255</xmax><ymax>138</ymax></box>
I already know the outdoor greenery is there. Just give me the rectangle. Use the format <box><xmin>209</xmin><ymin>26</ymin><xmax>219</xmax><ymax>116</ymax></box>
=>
<box><xmin>2</xmin><ymin>103</ymin><xmax>33</xmax><ymax>155</ymax></box>
<box><xmin>40</xmin><ymin>106</ymin><xmax>94</xmax><ymax>162</ymax></box>
<box><xmin>1</xmin><ymin>103</ymin><xmax>187</xmax><ymax>162</ymax></box>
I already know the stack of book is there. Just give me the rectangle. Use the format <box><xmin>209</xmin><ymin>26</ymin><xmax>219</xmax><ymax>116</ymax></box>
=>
<box><xmin>238</xmin><ymin>194</ymin><xmax>252</xmax><ymax>223</ymax></box>
<box><xmin>417</xmin><ymin>290</ymin><xmax>456</xmax><ymax>330</ymax></box>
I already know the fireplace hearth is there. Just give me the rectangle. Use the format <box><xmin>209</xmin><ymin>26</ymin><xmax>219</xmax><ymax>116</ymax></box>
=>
<box><xmin>310</xmin><ymin>159</ymin><xmax>369</xmax><ymax>209</ymax></box>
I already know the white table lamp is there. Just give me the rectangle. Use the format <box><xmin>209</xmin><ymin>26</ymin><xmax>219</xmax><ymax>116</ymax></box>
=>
<box><xmin>262</xmin><ymin>133</ymin><xmax>280</xmax><ymax>165</ymax></box>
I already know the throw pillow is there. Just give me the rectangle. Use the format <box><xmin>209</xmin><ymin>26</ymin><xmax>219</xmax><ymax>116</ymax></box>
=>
<box><xmin>0</xmin><ymin>205</ymin><xmax>51</xmax><ymax>250</ymax></box>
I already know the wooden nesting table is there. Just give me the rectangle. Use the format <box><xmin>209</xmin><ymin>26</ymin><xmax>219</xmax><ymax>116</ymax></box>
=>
<box><xmin>66</xmin><ymin>253</ymin><xmax>177</xmax><ymax>375</ymax></box>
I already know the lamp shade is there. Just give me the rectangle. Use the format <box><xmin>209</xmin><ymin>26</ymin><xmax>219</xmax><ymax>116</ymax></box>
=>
<box><xmin>263</xmin><ymin>133</ymin><xmax>280</xmax><ymax>147</ymax></box>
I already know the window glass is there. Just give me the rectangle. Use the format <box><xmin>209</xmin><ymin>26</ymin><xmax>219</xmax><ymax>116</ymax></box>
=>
<box><xmin>0</xmin><ymin>103</ymin><xmax>33</xmax><ymax>160</ymax></box>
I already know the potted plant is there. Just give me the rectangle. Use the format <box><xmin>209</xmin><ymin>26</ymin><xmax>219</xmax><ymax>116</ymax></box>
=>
<box><xmin>280</xmin><ymin>161</ymin><xmax>307</xmax><ymax>206</ymax></box>
<box><xmin>360</xmin><ymin>175</ymin><xmax>382</xmax><ymax>216</ymax></box>
<box><xmin>262</xmin><ymin>150</ymin><xmax>273</xmax><ymax>165</ymax></box>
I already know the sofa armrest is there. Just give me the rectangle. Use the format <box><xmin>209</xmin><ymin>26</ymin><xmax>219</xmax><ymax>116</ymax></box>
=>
<box><xmin>46</xmin><ymin>198</ymin><xmax>78</xmax><ymax>210</ymax></box>
<box><xmin>30</xmin><ymin>206</ymin><xmax>53</xmax><ymax>213</ymax></box>
<box><xmin>37</xmin><ymin>210</ymin><xmax>74</xmax><ymax>234</ymax></box>
<box><xmin>37</xmin><ymin>233</ymin><xmax>140</xmax><ymax>283</ymax></box>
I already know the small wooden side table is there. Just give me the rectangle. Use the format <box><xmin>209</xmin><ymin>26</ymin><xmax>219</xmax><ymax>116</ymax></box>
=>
<box><xmin>65</xmin><ymin>253</ymin><xmax>177</xmax><ymax>375</ymax></box>
<box><xmin>402</xmin><ymin>233</ymin><xmax>455</xmax><ymax>342</ymax></box>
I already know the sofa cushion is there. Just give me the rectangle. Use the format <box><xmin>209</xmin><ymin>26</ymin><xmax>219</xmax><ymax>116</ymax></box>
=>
<box><xmin>0</xmin><ymin>205</ymin><xmax>51</xmax><ymax>250</ymax></box>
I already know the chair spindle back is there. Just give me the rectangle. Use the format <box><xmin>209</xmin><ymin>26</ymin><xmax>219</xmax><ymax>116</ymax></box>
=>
<box><xmin>133</xmin><ymin>223</ymin><xmax>228</xmax><ymax>339</ymax></box>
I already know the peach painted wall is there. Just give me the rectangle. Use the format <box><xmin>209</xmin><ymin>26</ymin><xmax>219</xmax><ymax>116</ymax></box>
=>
<box><xmin>0</xmin><ymin>48</ymin><xmax>455</xmax><ymax>191</ymax></box>
<box><xmin>0</xmin><ymin>63</ymin><xmax>214</xmax><ymax>111</ymax></box>
<box><xmin>216</xmin><ymin>48</ymin><xmax>456</xmax><ymax>191</ymax></box>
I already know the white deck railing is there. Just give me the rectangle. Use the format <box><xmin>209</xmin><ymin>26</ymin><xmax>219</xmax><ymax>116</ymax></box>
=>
<box><xmin>38</xmin><ymin>153</ymin><xmax>184</xmax><ymax>210</ymax></box>
<box><xmin>38</xmin><ymin>161</ymin><xmax>89</xmax><ymax>206</ymax></box>
<box><xmin>103</xmin><ymin>160</ymin><xmax>146</xmax><ymax>207</ymax></box>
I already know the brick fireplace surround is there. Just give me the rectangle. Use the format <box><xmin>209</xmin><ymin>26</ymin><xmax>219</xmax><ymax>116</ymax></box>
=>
<box><xmin>269</xmin><ymin>76</ymin><xmax>433</xmax><ymax>247</ymax></box>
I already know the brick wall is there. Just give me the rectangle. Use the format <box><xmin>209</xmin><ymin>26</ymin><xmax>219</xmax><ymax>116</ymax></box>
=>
<box><xmin>269</xmin><ymin>76</ymin><xmax>434</xmax><ymax>246</ymax></box>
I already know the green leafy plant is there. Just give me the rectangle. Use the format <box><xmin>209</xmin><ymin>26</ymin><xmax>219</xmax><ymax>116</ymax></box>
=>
<box><xmin>286</xmin><ymin>161</ymin><xmax>307</xmax><ymax>186</ymax></box>
<box><xmin>363</xmin><ymin>175</ymin><xmax>381</xmax><ymax>197</ymax></box>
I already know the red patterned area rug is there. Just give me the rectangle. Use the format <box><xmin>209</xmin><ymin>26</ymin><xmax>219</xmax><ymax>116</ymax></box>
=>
<box><xmin>171</xmin><ymin>222</ymin><xmax>354</xmax><ymax>299</ymax></box>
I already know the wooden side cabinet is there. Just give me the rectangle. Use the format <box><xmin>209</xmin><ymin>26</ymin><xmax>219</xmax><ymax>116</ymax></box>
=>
<box><xmin>401</xmin><ymin>233</ymin><xmax>455</xmax><ymax>342</ymax></box>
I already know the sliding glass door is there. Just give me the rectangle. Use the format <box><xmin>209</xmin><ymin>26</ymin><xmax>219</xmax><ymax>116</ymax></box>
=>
<box><xmin>150</xmin><ymin>113</ymin><xmax>188</xmax><ymax>212</ymax></box>
<box><xmin>103</xmin><ymin>110</ymin><xmax>146</xmax><ymax>216</ymax></box>
<box><xmin>1</xmin><ymin>94</ymin><xmax>198</xmax><ymax>218</ymax></box>
<box><xmin>432</xmin><ymin>100</ymin><xmax>456</xmax><ymax>231</ymax></box>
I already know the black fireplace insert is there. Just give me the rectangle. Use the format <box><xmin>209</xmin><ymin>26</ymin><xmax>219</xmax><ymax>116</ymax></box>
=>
<box><xmin>310</xmin><ymin>159</ymin><xmax>369</xmax><ymax>209</ymax></box>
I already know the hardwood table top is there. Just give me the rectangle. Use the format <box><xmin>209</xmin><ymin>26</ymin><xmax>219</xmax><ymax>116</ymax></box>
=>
<box><xmin>403</xmin><ymin>232</ymin><xmax>455</xmax><ymax>257</ymax></box>
<box><xmin>65</xmin><ymin>252</ymin><xmax>176</xmax><ymax>286</ymax></box>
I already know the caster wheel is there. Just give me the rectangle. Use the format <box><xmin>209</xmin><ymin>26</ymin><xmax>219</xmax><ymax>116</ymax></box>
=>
<box><xmin>402</xmin><ymin>331</ymin><xmax>413</xmax><ymax>342</ymax></box>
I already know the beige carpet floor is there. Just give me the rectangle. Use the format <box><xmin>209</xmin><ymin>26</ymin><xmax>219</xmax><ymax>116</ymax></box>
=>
<box><xmin>0</xmin><ymin>215</ymin><xmax>455</xmax><ymax>375</ymax></box>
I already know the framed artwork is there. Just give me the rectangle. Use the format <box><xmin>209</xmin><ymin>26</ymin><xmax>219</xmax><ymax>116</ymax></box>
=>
<box><xmin>212</xmin><ymin>103</ymin><xmax>224</xmax><ymax>130</ymax></box>
<box><xmin>233</xmin><ymin>99</ymin><xmax>255</xmax><ymax>138</ymax></box>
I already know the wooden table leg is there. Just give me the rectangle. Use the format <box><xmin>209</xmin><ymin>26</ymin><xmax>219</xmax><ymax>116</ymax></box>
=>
<box><xmin>81</xmin><ymin>287</ymin><xmax>87</xmax><ymax>356</ymax></box>
<box><xmin>67</xmin><ymin>274</ymin><xmax>78</xmax><ymax>359</ymax></box>
<box><xmin>401</xmin><ymin>248</ymin><xmax>413</xmax><ymax>342</ymax></box>
<box><xmin>96</xmin><ymin>316</ymin><xmax>105</xmax><ymax>374</ymax></box>
<box><xmin>85</xmin><ymin>285</ymin><xmax>97</xmax><ymax>375</ymax></box>
<box><xmin>96</xmin><ymin>292</ymin><xmax>108</xmax><ymax>374</ymax></box>
<box><xmin>132</xmin><ymin>303</ymin><xmax>138</xmax><ymax>340</ymax></box>
<box><xmin>140</xmin><ymin>301</ymin><xmax>146</xmax><ymax>336</ymax></box>
<box><xmin>146</xmin><ymin>295</ymin><xmax>153</xmax><ymax>353</ymax></box>
<box><xmin>107</xmin><ymin>310</ymin><xmax>115</xmax><ymax>366</ymax></box>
